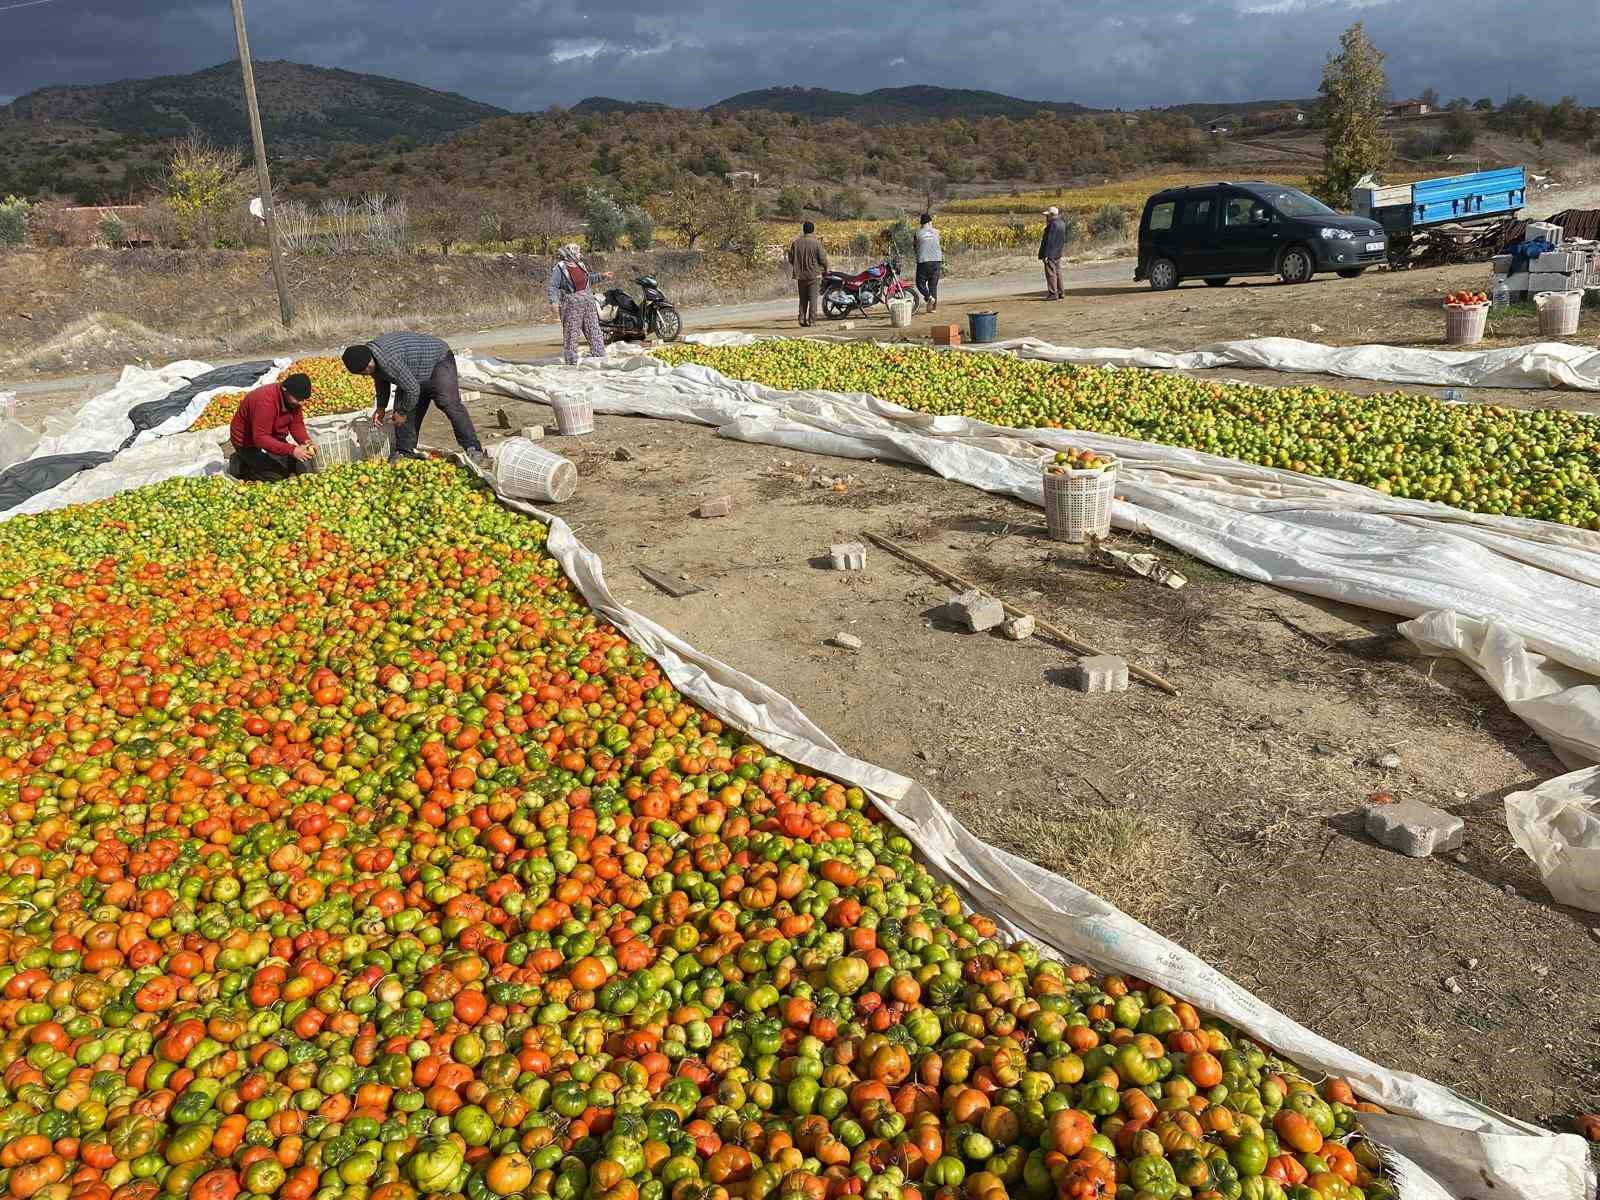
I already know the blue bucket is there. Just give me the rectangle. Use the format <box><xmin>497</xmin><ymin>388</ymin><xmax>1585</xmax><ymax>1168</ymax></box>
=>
<box><xmin>968</xmin><ymin>311</ymin><xmax>998</xmax><ymax>344</ymax></box>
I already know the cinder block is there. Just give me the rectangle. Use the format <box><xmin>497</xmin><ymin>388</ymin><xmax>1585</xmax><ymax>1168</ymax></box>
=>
<box><xmin>520</xmin><ymin>425</ymin><xmax>545</xmax><ymax>441</ymax></box>
<box><xmin>1535</xmin><ymin>250</ymin><xmax>1583</xmax><ymax>272</ymax></box>
<box><xmin>1065</xmin><ymin>655</ymin><xmax>1129</xmax><ymax>694</ymax></box>
<box><xmin>697</xmin><ymin>495</ymin><xmax>734</xmax><ymax>518</ymax></box>
<box><xmin>1491</xmin><ymin>254</ymin><xmax>1514</xmax><ymax>274</ymax></box>
<box><xmin>931</xmin><ymin>324</ymin><xmax>961</xmax><ymax>346</ymax></box>
<box><xmin>1365</xmin><ymin>798</ymin><xmax>1465</xmax><ymax>858</ymax></box>
<box><xmin>828</xmin><ymin>542</ymin><xmax>866</xmax><ymax>571</ymax></box>
<box><xmin>1528</xmin><ymin>220</ymin><xmax>1562</xmax><ymax>245</ymax></box>
<box><xmin>1529</xmin><ymin>272</ymin><xmax>1579</xmax><ymax>294</ymax></box>
<box><xmin>947</xmin><ymin>589</ymin><xmax>1004</xmax><ymax>632</ymax></box>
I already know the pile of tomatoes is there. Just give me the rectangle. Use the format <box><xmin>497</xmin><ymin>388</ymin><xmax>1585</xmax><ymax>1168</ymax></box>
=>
<box><xmin>188</xmin><ymin>359</ymin><xmax>377</xmax><ymax>433</ymax></box>
<box><xmin>1442</xmin><ymin>292</ymin><xmax>1489</xmax><ymax>308</ymax></box>
<box><xmin>0</xmin><ymin>462</ymin><xmax>1394</xmax><ymax>1200</ymax></box>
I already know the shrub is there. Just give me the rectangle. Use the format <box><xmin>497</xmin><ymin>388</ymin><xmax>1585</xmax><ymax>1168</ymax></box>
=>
<box><xmin>882</xmin><ymin>217</ymin><xmax>915</xmax><ymax>259</ymax></box>
<box><xmin>0</xmin><ymin>195</ymin><xmax>29</xmax><ymax>246</ymax></box>
<box><xmin>624</xmin><ymin>206</ymin><xmax>654</xmax><ymax>251</ymax></box>
<box><xmin>97</xmin><ymin>210</ymin><xmax>126</xmax><ymax>247</ymax></box>
<box><xmin>847</xmin><ymin>231</ymin><xmax>872</xmax><ymax>256</ymax></box>
<box><xmin>1089</xmin><ymin>203</ymin><xmax>1127</xmax><ymax>241</ymax></box>
<box><xmin>583</xmin><ymin>188</ymin><xmax>625</xmax><ymax>251</ymax></box>
<box><xmin>163</xmin><ymin>133</ymin><xmax>248</xmax><ymax>248</ymax></box>
<box><xmin>775</xmin><ymin>185</ymin><xmax>807</xmax><ymax>219</ymax></box>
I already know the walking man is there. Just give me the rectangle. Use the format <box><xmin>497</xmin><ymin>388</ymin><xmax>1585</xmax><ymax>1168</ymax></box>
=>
<box><xmin>913</xmin><ymin>212</ymin><xmax>943</xmax><ymax>312</ymax></box>
<box><xmin>786</xmin><ymin>221</ymin><xmax>829</xmax><ymax>327</ymax></box>
<box><xmin>341</xmin><ymin>333</ymin><xmax>486</xmax><ymax>466</ymax></box>
<box><xmin>228</xmin><ymin>371</ymin><xmax>316</xmax><ymax>482</ymax></box>
<box><xmin>1039</xmin><ymin>206</ymin><xmax>1068</xmax><ymax>300</ymax></box>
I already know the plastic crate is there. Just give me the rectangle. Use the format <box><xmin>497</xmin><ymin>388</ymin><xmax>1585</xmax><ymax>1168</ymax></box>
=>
<box><xmin>1442</xmin><ymin>302</ymin><xmax>1489</xmax><ymax>345</ymax></box>
<box><xmin>1536</xmin><ymin>290</ymin><xmax>1582</xmax><ymax>337</ymax></box>
<box><xmin>1043</xmin><ymin>460</ymin><xmax>1116</xmax><ymax>543</ymax></box>
<box><xmin>493</xmin><ymin>438</ymin><xmax>577</xmax><ymax>502</ymax></box>
<box><xmin>552</xmin><ymin>397</ymin><xmax>594</xmax><ymax>436</ymax></box>
<box><xmin>309</xmin><ymin>425</ymin><xmax>360</xmax><ymax>471</ymax></box>
<box><xmin>349</xmin><ymin>416</ymin><xmax>393</xmax><ymax>462</ymax></box>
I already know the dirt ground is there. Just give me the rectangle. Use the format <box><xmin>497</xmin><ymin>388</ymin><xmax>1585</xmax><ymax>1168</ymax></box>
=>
<box><xmin>429</xmin><ymin>388</ymin><xmax>1600</xmax><ymax>1134</ymax></box>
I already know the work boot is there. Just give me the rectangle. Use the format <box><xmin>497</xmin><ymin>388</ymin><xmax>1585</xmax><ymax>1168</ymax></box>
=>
<box><xmin>464</xmin><ymin>447</ymin><xmax>491</xmax><ymax>472</ymax></box>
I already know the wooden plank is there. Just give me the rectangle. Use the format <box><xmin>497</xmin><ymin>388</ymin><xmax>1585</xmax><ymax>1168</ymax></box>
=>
<box><xmin>636</xmin><ymin>564</ymin><xmax>705</xmax><ymax>598</ymax></box>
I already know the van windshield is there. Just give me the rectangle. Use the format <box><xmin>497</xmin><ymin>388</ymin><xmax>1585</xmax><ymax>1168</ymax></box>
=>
<box><xmin>1252</xmin><ymin>188</ymin><xmax>1335</xmax><ymax>218</ymax></box>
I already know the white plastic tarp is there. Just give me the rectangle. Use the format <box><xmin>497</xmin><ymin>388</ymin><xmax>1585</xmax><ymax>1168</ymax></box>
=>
<box><xmin>0</xmin><ymin>363</ymin><xmax>1593</xmax><ymax>1198</ymax></box>
<box><xmin>683</xmin><ymin>330</ymin><xmax>1600</xmax><ymax>395</ymax></box>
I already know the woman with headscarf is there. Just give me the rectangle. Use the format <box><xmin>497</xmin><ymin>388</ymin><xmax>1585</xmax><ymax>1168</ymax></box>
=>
<box><xmin>547</xmin><ymin>243</ymin><xmax>613</xmax><ymax>366</ymax></box>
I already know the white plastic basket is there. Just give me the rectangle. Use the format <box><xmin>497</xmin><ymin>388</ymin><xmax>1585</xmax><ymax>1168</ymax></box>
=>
<box><xmin>1536</xmin><ymin>290</ymin><xmax>1582</xmax><ymax>337</ymax></box>
<box><xmin>552</xmin><ymin>397</ymin><xmax>594</xmax><ymax>436</ymax></box>
<box><xmin>309</xmin><ymin>425</ymin><xmax>359</xmax><ymax>471</ymax></box>
<box><xmin>493</xmin><ymin>438</ymin><xmax>577</xmax><ymax>502</ymax></box>
<box><xmin>1043</xmin><ymin>460</ymin><xmax>1117</xmax><ymax>543</ymax></box>
<box><xmin>888</xmin><ymin>298</ymin><xmax>913</xmax><ymax>328</ymax></box>
<box><xmin>1442</xmin><ymin>302</ymin><xmax>1489</xmax><ymax>345</ymax></box>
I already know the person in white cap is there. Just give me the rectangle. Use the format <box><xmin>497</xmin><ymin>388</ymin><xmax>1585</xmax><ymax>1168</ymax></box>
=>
<box><xmin>1038</xmin><ymin>206</ymin><xmax>1068</xmax><ymax>300</ymax></box>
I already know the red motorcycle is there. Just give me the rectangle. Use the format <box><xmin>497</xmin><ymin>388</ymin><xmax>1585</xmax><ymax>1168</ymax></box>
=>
<box><xmin>821</xmin><ymin>258</ymin><xmax>919</xmax><ymax>319</ymax></box>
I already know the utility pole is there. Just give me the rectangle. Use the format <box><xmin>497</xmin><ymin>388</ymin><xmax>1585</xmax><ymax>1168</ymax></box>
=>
<box><xmin>230</xmin><ymin>0</ymin><xmax>293</xmax><ymax>328</ymax></box>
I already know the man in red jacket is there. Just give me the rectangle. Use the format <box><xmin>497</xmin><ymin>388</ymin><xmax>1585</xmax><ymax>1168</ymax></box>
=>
<box><xmin>228</xmin><ymin>372</ymin><xmax>317</xmax><ymax>481</ymax></box>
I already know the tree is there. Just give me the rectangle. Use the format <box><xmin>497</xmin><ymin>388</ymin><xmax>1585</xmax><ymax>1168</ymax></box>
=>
<box><xmin>163</xmin><ymin>133</ymin><xmax>247</xmax><ymax>248</ymax></box>
<box><xmin>624</xmin><ymin>205</ymin><xmax>654</xmax><ymax>251</ymax></box>
<box><xmin>774</xmin><ymin>185</ymin><xmax>807</xmax><ymax>219</ymax></box>
<box><xmin>97</xmin><ymin>210</ymin><xmax>127</xmax><ymax>247</ymax></box>
<box><xmin>921</xmin><ymin>172</ymin><xmax>949</xmax><ymax>212</ymax></box>
<box><xmin>1473</xmin><ymin>97</ymin><xmax>1495</xmax><ymax>111</ymax></box>
<box><xmin>1312</xmin><ymin>22</ymin><xmax>1391</xmax><ymax>204</ymax></box>
<box><xmin>525</xmin><ymin>200</ymin><xmax>574</xmax><ymax>256</ymax></box>
<box><xmin>1089</xmin><ymin>204</ymin><xmax>1126</xmax><ymax>242</ymax></box>
<box><xmin>711</xmin><ymin>190</ymin><xmax>760</xmax><ymax>263</ymax></box>
<box><xmin>1419</xmin><ymin>87</ymin><xmax>1440</xmax><ymax>109</ymax></box>
<box><xmin>0</xmin><ymin>195</ymin><xmax>30</xmax><ymax>246</ymax></box>
<box><xmin>1445</xmin><ymin>97</ymin><xmax>1470</xmax><ymax>113</ymax></box>
<box><xmin>653</xmin><ymin>179</ymin><xmax>717</xmax><ymax>249</ymax></box>
<box><xmin>413</xmin><ymin>185</ymin><xmax>484</xmax><ymax>255</ymax></box>
<box><xmin>583</xmin><ymin>188</ymin><xmax>625</xmax><ymax>251</ymax></box>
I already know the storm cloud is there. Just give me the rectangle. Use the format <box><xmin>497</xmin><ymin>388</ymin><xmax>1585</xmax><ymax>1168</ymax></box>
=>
<box><xmin>0</xmin><ymin>0</ymin><xmax>1593</xmax><ymax>112</ymax></box>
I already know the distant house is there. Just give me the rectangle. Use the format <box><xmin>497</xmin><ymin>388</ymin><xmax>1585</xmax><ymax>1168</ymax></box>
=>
<box><xmin>1244</xmin><ymin>108</ymin><xmax>1305</xmax><ymax>130</ymax></box>
<box><xmin>1206</xmin><ymin>120</ymin><xmax>1232</xmax><ymax>135</ymax></box>
<box><xmin>724</xmin><ymin>171</ymin><xmax>761</xmax><ymax>188</ymax></box>
<box><xmin>1389</xmin><ymin>100</ymin><xmax>1431</xmax><ymax>118</ymax></box>
<box><xmin>36</xmin><ymin>205</ymin><xmax>149</xmax><ymax>247</ymax></box>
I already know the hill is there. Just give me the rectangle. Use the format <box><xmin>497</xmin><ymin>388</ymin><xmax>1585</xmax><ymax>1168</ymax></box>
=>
<box><xmin>0</xmin><ymin>60</ymin><xmax>506</xmax><ymax>149</ymax></box>
<box><xmin>710</xmin><ymin>84</ymin><xmax>1097</xmax><ymax>123</ymax></box>
<box><xmin>571</xmin><ymin>97</ymin><xmax>674</xmax><ymax>116</ymax></box>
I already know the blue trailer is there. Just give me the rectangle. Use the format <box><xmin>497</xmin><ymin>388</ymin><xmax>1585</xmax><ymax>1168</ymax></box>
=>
<box><xmin>1350</xmin><ymin>167</ymin><xmax>1526</xmax><ymax>266</ymax></box>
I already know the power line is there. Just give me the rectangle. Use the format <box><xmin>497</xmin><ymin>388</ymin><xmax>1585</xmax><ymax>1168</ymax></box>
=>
<box><xmin>0</xmin><ymin>0</ymin><xmax>59</xmax><ymax>13</ymax></box>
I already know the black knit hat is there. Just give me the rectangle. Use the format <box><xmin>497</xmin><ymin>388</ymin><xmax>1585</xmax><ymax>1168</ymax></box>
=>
<box><xmin>341</xmin><ymin>345</ymin><xmax>373</xmax><ymax>373</ymax></box>
<box><xmin>281</xmin><ymin>373</ymin><xmax>312</xmax><ymax>401</ymax></box>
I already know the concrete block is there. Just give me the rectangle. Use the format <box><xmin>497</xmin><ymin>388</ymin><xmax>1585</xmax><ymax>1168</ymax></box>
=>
<box><xmin>1529</xmin><ymin>272</ymin><xmax>1579</xmax><ymax>294</ymax></box>
<box><xmin>1528</xmin><ymin>220</ymin><xmax>1562</xmax><ymax>245</ymax></box>
<box><xmin>520</xmin><ymin>425</ymin><xmax>545</xmax><ymax>441</ymax></box>
<box><xmin>1365</xmin><ymin>798</ymin><xmax>1465</xmax><ymax>858</ymax></box>
<box><xmin>829</xmin><ymin>542</ymin><xmax>866</xmax><ymax>571</ymax></box>
<box><xmin>948</xmin><ymin>589</ymin><xmax>1004</xmax><ymax>632</ymax></box>
<box><xmin>697</xmin><ymin>495</ymin><xmax>734</xmax><ymax>518</ymax></box>
<box><xmin>1491</xmin><ymin>254</ymin><xmax>1513</xmax><ymax>274</ymax></box>
<box><xmin>1065</xmin><ymin>655</ymin><xmax>1129</xmax><ymax>694</ymax></box>
<box><xmin>1001</xmin><ymin>615</ymin><xmax>1036</xmax><ymax>641</ymax></box>
<box><xmin>1535</xmin><ymin>250</ymin><xmax>1583</xmax><ymax>272</ymax></box>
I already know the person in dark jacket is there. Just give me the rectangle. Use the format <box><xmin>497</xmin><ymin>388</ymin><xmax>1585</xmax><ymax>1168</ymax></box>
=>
<box><xmin>341</xmin><ymin>332</ymin><xmax>486</xmax><ymax>466</ymax></box>
<box><xmin>1038</xmin><ymin>206</ymin><xmax>1068</xmax><ymax>300</ymax></box>
<box><xmin>786</xmin><ymin>222</ymin><xmax>829</xmax><ymax>327</ymax></box>
<box><xmin>228</xmin><ymin>372</ymin><xmax>316</xmax><ymax>482</ymax></box>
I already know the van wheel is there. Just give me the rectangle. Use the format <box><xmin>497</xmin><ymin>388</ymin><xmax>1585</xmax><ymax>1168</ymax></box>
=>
<box><xmin>1148</xmin><ymin>258</ymin><xmax>1179</xmax><ymax>291</ymax></box>
<box><xmin>1279</xmin><ymin>247</ymin><xmax>1314</xmax><ymax>284</ymax></box>
<box><xmin>1336</xmin><ymin>268</ymin><xmax>1365</xmax><ymax>279</ymax></box>
<box><xmin>1203</xmin><ymin>277</ymin><xmax>1230</xmax><ymax>287</ymax></box>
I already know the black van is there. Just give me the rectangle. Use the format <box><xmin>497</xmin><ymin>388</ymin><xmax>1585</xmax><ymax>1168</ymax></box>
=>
<box><xmin>1135</xmin><ymin>182</ymin><xmax>1387</xmax><ymax>290</ymax></box>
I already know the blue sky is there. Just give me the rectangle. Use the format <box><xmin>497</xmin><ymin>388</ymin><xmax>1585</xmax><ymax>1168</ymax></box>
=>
<box><xmin>0</xmin><ymin>0</ymin><xmax>1594</xmax><ymax>111</ymax></box>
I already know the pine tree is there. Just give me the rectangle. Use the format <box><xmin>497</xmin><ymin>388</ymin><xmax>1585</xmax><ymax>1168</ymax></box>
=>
<box><xmin>1313</xmin><ymin>22</ymin><xmax>1392</xmax><ymax>204</ymax></box>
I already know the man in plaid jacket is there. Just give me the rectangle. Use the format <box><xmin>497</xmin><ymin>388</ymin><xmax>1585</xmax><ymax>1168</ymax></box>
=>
<box><xmin>342</xmin><ymin>332</ymin><xmax>486</xmax><ymax>465</ymax></box>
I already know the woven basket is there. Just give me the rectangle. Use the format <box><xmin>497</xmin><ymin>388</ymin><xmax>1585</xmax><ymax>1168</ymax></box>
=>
<box><xmin>493</xmin><ymin>438</ymin><xmax>577</xmax><ymax>503</ymax></box>
<box><xmin>1536</xmin><ymin>290</ymin><xmax>1582</xmax><ymax>337</ymax></box>
<box><xmin>1043</xmin><ymin>461</ymin><xmax>1117</xmax><ymax>543</ymax></box>
<box><xmin>552</xmin><ymin>397</ymin><xmax>594</xmax><ymax>436</ymax></box>
<box><xmin>1442</xmin><ymin>302</ymin><xmax>1489</xmax><ymax>346</ymax></box>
